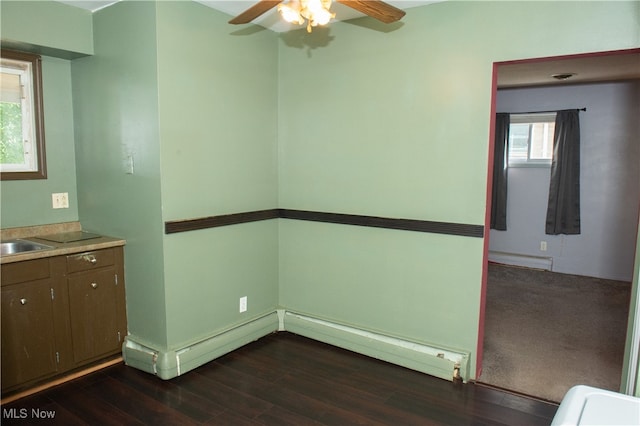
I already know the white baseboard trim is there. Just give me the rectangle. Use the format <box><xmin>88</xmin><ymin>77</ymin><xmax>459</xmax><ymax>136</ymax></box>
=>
<box><xmin>489</xmin><ymin>250</ymin><xmax>553</xmax><ymax>271</ymax></box>
<box><xmin>123</xmin><ymin>309</ymin><xmax>470</xmax><ymax>383</ymax></box>
<box><xmin>123</xmin><ymin>311</ymin><xmax>279</xmax><ymax>379</ymax></box>
<box><xmin>282</xmin><ymin>310</ymin><xmax>469</xmax><ymax>382</ymax></box>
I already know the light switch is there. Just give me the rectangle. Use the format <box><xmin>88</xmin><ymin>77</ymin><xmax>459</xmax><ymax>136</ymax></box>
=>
<box><xmin>52</xmin><ymin>193</ymin><xmax>69</xmax><ymax>209</ymax></box>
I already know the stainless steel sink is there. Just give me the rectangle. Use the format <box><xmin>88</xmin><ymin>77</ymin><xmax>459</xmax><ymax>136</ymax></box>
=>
<box><xmin>1</xmin><ymin>239</ymin><xmax>54</xmax><ymax>256</ymax></box>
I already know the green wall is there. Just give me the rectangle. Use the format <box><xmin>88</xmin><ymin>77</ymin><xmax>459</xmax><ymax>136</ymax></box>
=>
<box><xmin>0</xmin><ymin>1</ymin><xmax>92</xmax><ymax>58</ymax></box>
<box><xmin>277</xmin><ymin>1</ymin><xmax>640</xmax><ymax>376</ymax></box>
<box><xmin>155</xmin><ymin>1</ymin><xmax>279</xmax><ymax>349</ymax></box>
<box><xmin>72</xmin><ymin>0</ymin><xmax>280</xmax><ymax>352</ymax></box>
<box><xmin>0</xmin><ymin>0</ymin><xmax>92</xmax><ymax>228</ymax></box>
<box><xmin>71</xmin><ymin>1</ymin><xmax>167</xmax><ymax>348</ymax></box>
<box><xmin>0</xmin><ymin>55</ymin><xmax>79</xmax><ymax>228</ymax></box>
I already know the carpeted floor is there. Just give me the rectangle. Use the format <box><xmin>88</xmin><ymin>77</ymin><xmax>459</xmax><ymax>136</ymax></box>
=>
<box><xmin>479</xmin><ymin>263</ymin><xmax>632</xmax><ymax>403</ymax></box>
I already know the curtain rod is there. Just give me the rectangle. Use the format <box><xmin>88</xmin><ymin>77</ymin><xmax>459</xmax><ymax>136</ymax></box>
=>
<box><xmin>499</xmin><ymin>107</ymin><xmax>587</xmax><ymax>115</ymax></box>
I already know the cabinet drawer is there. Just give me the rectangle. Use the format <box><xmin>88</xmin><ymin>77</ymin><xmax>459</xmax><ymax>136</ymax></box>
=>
<box><xmin>1</xmin><ymin>258</ymin><xmax>50</xmax><ymax>286</ymax></box>
<box><xmin>66</xmin><ymin>249</ymin><xmax>115</xmax><ymax>273</ymax></box>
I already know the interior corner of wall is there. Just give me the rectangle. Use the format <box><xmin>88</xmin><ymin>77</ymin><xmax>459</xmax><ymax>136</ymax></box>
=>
<box><xmin>277</xmin><ymin>308</ymin><xmax>286</xmax><ymax>331</ymax></box>
<box><xmin>124</xmin><ymin>312</ymin><xmax>280</xmax><ymax>381</ymax></box>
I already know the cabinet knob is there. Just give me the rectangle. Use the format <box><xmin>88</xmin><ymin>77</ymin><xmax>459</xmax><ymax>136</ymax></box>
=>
<box><xmin>83</xmin><ymin>254</ymin><xmax>97</xmax><ymax>264</ymax></box>
<box><xmin>20</xmin><ymin>298</ymin><xmax>27</xmax><ymax>305</ymax></box>
<box><xmin>91</xmin><ymin>282</ymin><xmax>98</xmax><ymax>289</ymax></box>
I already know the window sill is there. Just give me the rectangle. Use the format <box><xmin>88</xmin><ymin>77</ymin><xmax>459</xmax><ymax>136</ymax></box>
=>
<box><xmin>508</xmin><ymin>162</ymin><xmax>551</xmax><ymax>169</ymax></box>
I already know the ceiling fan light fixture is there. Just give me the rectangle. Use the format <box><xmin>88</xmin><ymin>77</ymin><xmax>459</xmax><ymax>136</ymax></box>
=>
<box><xmin>278</xmin><ymin>0</ymin><xmax>335</xmax><ymax>32</ymax></box>
<box><xmin>278</xmin><ymin>1</ymin><xmax>304</xmax><ymax>25</ymax></box>
<box><xmin>230</xmin><ymin>0</ymin><xmax>405</xmax><ymax>29</ymax></box>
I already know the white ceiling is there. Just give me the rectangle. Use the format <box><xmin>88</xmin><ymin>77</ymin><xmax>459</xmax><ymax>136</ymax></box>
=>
<box><xmin>55</xmin><ymin>0</ymin><xmax>438</xmax><ymax>32</ymax></box>
<box><xmin>497</xmin><ymin>52</ymin><xmax>640</xmax><ymax>89</ymax></box>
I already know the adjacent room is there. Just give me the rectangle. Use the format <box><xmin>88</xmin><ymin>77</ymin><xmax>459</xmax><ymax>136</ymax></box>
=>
<box><xmin>481</xmin><ymin>54</ymin><xmax>640</xmax><ymax>402</ymax></box>
<box><xmin>1</xmin><ymin>0</ymin><xmax>639</xmax><ymax>423</ymax></box>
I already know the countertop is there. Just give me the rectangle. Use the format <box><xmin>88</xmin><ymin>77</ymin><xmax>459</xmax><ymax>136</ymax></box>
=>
<box><xmin>1</xmin><ymin>222</ymin><xmax>125</xmax><ymax>265</ymax></box>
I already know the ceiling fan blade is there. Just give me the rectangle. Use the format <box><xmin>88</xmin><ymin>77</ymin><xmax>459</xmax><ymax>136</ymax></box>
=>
<box><xmin>229</xmin><ymin>0</ymin><xmax>283</xmax><ymax>24</ymax></box>
<box><xmin>337</xmin><ymin>0</ymin><xmax>406</xmax><ymax>24</ymax></box>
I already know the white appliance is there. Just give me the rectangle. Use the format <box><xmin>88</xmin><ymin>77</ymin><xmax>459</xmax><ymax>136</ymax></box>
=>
<box><xmin>551</xmin><ymin>385</ymin><xmax>640</xmax><ymax>425</ymax></box>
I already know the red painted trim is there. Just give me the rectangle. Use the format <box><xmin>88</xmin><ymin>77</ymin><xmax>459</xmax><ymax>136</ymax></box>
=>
<box><xmin>477</xmin><ymin>62</ymin><xmax>500</xmax><ymax>378</ymax></box>
<box><xmin>495</xmin><ymin>47</ymin><xmax>640</xmax><ymax>67</ymax></box>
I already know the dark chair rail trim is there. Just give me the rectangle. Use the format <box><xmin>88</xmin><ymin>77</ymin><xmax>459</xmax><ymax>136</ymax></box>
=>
<box><xmin>281</xmin><ymin>209</ymin><xmax>484</xmax><ymax>237</ymax></box>
<box><xmin>165</xmin><ymin>209</ymin><xmax>280</xmax><ymax>234</ymax></box>
<box><xmin>165</xmin><ymin>209</ymin><xmax>484</xmax><ymax>238</ymax></box>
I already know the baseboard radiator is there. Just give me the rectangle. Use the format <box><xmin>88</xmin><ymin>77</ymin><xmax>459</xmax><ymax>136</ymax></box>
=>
<box><xmin>123</xmin><ymin>309</ymin><xmax>469</xmax><ymax>383</ymax></box>
<box><xmin>280</xmin><ymin>310</ymin><xmax>470</xmax><ymax>383</ymax></box>
<box><xmin>489</xmin><ymin>250</ymin><xmax>553</xmax><ymax>271</ymax></box>
<box><xmin>123</xmin><ymin>311</ymin><xmax>279</xmax><ymax>379</ymax></box>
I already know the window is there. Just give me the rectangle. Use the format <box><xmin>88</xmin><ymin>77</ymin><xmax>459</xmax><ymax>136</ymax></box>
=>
<box><xmin>0</xmin><ymin>50</ymin><xmax>46</xmax><ymax>180</ymax></box>
<box><xmin>508</xmin><ymin>113</ymin><xmax>555</xmax><ymax>167</ymax></box>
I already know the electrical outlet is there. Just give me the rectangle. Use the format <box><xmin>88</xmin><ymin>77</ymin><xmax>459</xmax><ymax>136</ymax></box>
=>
<box><xmin>239</xmin><ymin>296</ymin><xmax>247</xmax><ymax>313</ymax></box>
<box><xmin>52</xmin><ymin>192</ymin><xmax>69</xmax><ymax>209</ymax></box>
<box><xmin>540</xmin><ymin>241</ymin><xmax>547</xmax><ymax>251</ymax></box>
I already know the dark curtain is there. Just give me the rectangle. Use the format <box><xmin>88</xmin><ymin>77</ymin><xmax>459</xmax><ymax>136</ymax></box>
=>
<box><xmin>491</xmin><ymin>113</ymin><xmax>510</xmax><ymax>230</ymax></box>
<box><xmin>546</xmin><ymin>109</ymin><xmax>581</xmax><ymax>235</ymax></box>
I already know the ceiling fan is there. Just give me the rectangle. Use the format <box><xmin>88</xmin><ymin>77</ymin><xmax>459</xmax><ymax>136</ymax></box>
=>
<box><xmin>229</xmin><ymin>0</ymin><xmax>406</xmax><ymax>32</ymax></box>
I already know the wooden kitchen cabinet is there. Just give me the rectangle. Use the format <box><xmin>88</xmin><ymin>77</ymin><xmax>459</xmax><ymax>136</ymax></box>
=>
<box><xmin>1</xmin><ymin>269</ymin><xmax>61</xmax><ymax>390</ymax></box>
<box><xmin>66</xmin><ymin>247</ymin><xmax>126</xmax><ymax>364</ymax></box>
<box><xmin>1</xmin><ymin>247</ymin><xmax>126</xmax><ymax>395</ymax></box>
<box><xmin>1</xmin><ymin>256</ymin><xmax>72</xmax><ymax>391</ymax></box>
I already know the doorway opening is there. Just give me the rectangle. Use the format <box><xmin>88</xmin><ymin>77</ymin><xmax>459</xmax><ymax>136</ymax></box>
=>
<box><xmin>478</xmin><ymin>49</ymin><xmax>640</xmax><ymax>402</ymax></box>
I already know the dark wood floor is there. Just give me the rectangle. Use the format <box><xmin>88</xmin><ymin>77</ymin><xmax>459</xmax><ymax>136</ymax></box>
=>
<box><xmin>1</xmin><ymin>332</ymin><xmax>558</xmax><ymax>425</ymax></box>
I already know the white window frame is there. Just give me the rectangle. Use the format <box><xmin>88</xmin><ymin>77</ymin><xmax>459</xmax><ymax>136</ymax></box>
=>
<box><xmin>508</xmin><ymin>112</ymin><xmax>556</xmax><ymax>168</ymax></box>
<box><xmin>0</xmin><ymin>50</ymin><xmax>47</xmax><ymax>180</ymax></box>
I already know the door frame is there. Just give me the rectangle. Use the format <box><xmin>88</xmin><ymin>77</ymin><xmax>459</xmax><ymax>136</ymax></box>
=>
<box><xmin>478</xmin><ymin>48</ymin><xmax>640</xmax><ymax>395</ymax></box>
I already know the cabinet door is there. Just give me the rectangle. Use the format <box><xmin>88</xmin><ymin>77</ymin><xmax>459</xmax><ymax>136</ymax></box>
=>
<box><xmin>67</xmin><ymin>268</ymin><xmax>120</xmax><ymax>363</ymax></box>
<box><xmin>1</xmin><ymin>282</ymin><xmax>58</xmax><ymax>390</ymax></box>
